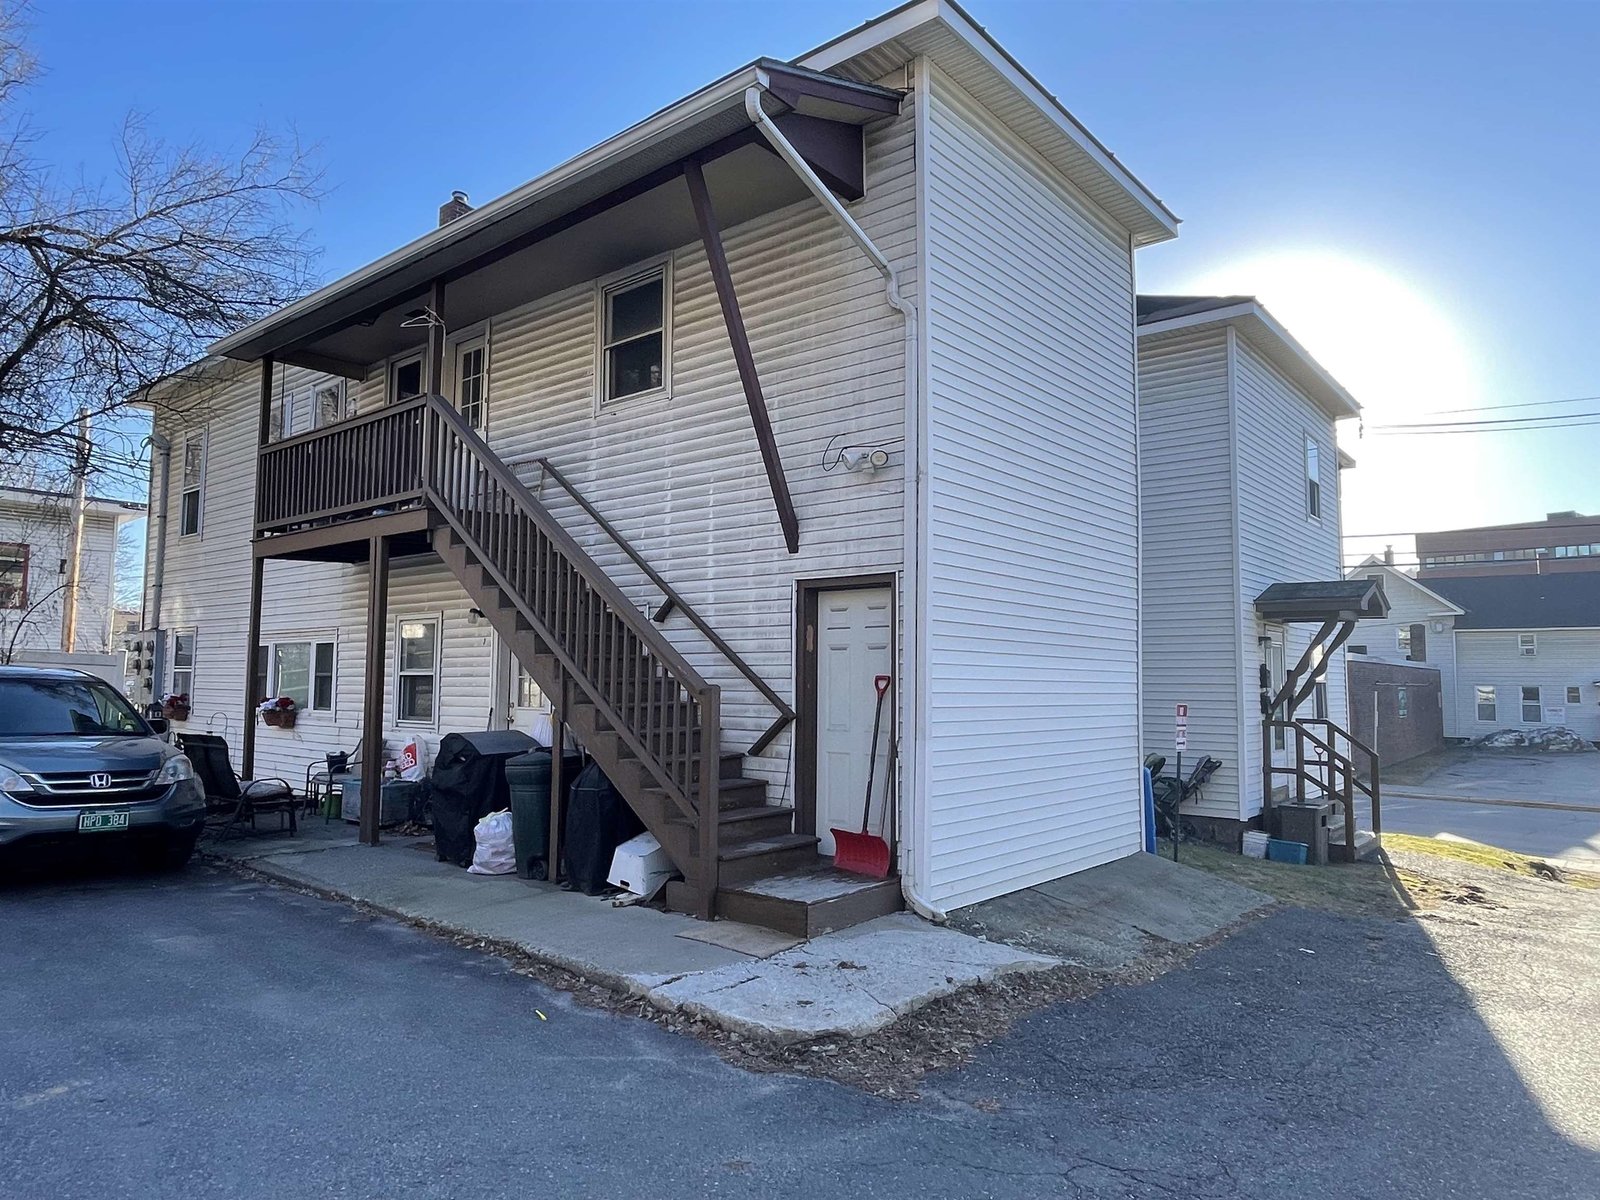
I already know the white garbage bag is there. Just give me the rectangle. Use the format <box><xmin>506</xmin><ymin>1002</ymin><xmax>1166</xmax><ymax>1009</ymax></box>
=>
<box><xmin>397</xmin><ymin>736</ymin><xmax>428</xmax><ymax>782</ymax></box>
<box><xmin>467</xmin><ymin>809</ymin><xmax>517</xmax><ymax>875</ymax></box>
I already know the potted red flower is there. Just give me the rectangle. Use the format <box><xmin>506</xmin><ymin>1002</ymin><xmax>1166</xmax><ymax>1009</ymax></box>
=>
<box><xmin>161</xmin><ymin>692</ymin><xmax>191</xmax><ymax>722</ymax></box>
<box><xmin>258</xmin><ymin>696</ymin><xmax>299</xmax><ymax>729</ymax></box>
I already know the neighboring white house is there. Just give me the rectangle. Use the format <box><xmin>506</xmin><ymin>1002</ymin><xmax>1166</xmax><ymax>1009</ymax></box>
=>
<box><xmin>0</xmin><ymin>486</ymin><xmax>144</xmax><ymax>668</ymax></box>
<box><xmin>1344</xmin><ymin>556</ymin><xmax>1464</xmax><ymax>731</ymax></box>
<box><xmin>1425</xmin><ymin>573</ymin><xmax>1600</xmax><ymax>744</ymax></box>
<box><xmin>1136</xmin><ymin>295</ymin><xmax>1371</xmax><ymax>839</ymax></box>
<box><xmin>140</xmin><ymin>0</ymin><xmax>1182</xmax><ymax>926</ymax></box>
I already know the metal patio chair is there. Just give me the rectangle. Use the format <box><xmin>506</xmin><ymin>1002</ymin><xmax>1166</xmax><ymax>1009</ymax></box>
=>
<box><xmin>179</xmin><ymin>733</ymin><xmax>298</xmax><ymax>839</ymax></box>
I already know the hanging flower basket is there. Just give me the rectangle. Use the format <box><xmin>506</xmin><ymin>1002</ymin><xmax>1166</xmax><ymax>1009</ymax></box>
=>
<box><xmin>161</xmin><ymin>693</ymin><xmax>190</xmax><ymax>722</ymax></box>
<box><xmin>258</xmin><ymin>697</ymin><xmax>299</xmax><ymax>729</ymax></box>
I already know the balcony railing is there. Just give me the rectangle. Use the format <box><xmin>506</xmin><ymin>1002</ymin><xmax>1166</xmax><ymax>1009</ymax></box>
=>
<box><xmin>255</xmin><ymin>396</ymin><xmax>428</xmax><ymax>534</ymax></box>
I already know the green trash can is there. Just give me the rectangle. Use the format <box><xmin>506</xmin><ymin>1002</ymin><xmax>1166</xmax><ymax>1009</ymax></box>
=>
<box><xmin>505</xmin><ymin>749</ymin><xmax>583</xmax><ymax>880</ymax></box>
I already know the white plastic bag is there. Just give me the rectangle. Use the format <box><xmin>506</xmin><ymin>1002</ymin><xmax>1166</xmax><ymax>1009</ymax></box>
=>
<box><xmin>397</xmin><ymin>736</ymin><xmax>428</xmax><ymax>782</ymax></box>
<box><xmin>467</xmin><ymin>809</ymin><xmax>516</xmax><ymax>875</ymax></box>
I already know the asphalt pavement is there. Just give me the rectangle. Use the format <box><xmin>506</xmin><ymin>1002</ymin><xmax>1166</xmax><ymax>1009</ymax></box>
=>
<box><xmin>1378</xmin><ymin>791</ymin><xmax>1600</xmax><ymax>869</ymax></box>
<box><xmin>2</xmin><ymin>859</ymin><xmax>1594</xmax><ymax>1199</ymax></box>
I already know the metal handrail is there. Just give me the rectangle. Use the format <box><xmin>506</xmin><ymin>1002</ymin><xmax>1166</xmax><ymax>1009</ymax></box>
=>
<box><xmin>533</xmin><ymin>455</ymin><xmax>796</xmax><ymax>756</ymax></box>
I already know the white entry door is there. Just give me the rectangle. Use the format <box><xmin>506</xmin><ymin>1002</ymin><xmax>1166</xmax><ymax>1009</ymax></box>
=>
<box><xmin>493</xmin><ymin>634</ymin><xmax>550</xmax><ymax>738</ymax></box>
<box><xmin>814</xmin><ymin>586</ymin><xmax>894</xmax><ymax>856</ymax></box>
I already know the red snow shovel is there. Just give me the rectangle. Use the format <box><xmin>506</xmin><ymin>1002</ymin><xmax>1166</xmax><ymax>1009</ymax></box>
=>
<box><xmin>832</xmin><ymin>674</ymin><xmax>893</xmax><ymax>878</ymax></box>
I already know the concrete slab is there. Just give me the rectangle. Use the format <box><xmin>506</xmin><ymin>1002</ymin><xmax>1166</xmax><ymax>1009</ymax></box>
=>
<box><xmin>645</xmin><ymin>914</ymin><xmax>1056</xmax><ymax>1043</ymax></box>
<box><xmin>950</xmin><ymin>852</ymin><xmax>1272</xmax><ymax>970</ymax></box>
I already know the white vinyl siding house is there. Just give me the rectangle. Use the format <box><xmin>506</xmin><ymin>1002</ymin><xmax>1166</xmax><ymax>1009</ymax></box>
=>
<box><xmin>917</xmin><ymin>64</ymin><xmax>1144</xmax><ymax>908</ymax></box>
<box><xmin>1344</xmin><ymin>560</ymin><xmax>1463</xmax><ymax>733</ymax></box>
<box><xmin>1138</xmin><ymin>299</ymin><xmax>1359</xmax><ymax>826</ymax></box>
<box><xmin>1455</xmin><ymin>629</ymin><xmax>1600</xmax><ymax>742</ymax></box>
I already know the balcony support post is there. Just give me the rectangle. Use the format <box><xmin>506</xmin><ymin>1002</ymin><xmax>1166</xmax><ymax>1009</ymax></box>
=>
<box><xmin>359</xmin><ymin>533</ymin><xmax>391</xmax><ymax>846</ymax></box>
<box><xmin>241</xmin><ymin>555</ymin><xmax>264</xmax><ymax>780</ymax></box>
<box><xmin>425</xmin><ymin>279</ymin><xmax>446</xmax><ymax>397</ymax></box>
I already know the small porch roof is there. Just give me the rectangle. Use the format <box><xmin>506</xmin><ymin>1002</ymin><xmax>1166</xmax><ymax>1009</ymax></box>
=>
<box><xmin>209</xmin><ymin>60</ymin><xmax>902</xmax><ymax>372</ymax></box>
<box><xmin>1254</xmin><ymin>580</ymin><xmax>1389</xmax><ymax>623</ymax></box>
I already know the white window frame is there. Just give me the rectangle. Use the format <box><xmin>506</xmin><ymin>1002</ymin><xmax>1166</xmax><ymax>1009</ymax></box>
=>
<box><xmin>1518</xmin><ymin>633</ymin><xmax>1537</xmax><ymax>657</ymax></box>
<box><xmin>1567</xmin><ymin>686</ymin><xmax>1583</xmax><ymax>705</ymax></box>
<box><xmin>313</xmin><ymin>378</ymin><xmax>353</xmax><ymax>428</ymax></box>
<box><xmin>1475</xmin><ymin>685</ymin><xmax>1496</xmax><ymax>723</ymax></box>
<box><xmin>394</xmin><ymin>614</ymin><xmax>442</xmax><ymax>728</ymax></box>
<box><xmin>1396</xmin><ymin>626</ymin><xmax>1411</xmax><ymax>656</ymax></box>
<box><xmin>261</xmin><ymin>635</ymin><xmax>337</xmax><ymax>715</ymax></box>
<box><xmin>170</xmin><ymin>629</ymin><xmax>197</xmax><ymax>697</ymax></box>
<box><xmin>388</xmin><ymin>351</ymin><xmax>425</xmax><ymax>406</ymax></box>
<box><xmin>1521</xmin><ymin>685</ymin><xmax>1542</xmax><ymax>724</ymax></box>
<box><xmin>179</xmin><ymin>430</ymin><xmax>206</xmax><ymax>537</ymax></box>
<box><xmin>1304</xmin><ymin>434</ymin><xmax>1322</xmax><ymax>521</ymax></box>
<box><xmin>448</xmin><ymin>325</ymin><xmax>490</xmax><ymax>431</ymax></box>
<box><xmin>595</xmin><ymin>257</ymin><xmax>673</xmax><ymax>410</ymax></box>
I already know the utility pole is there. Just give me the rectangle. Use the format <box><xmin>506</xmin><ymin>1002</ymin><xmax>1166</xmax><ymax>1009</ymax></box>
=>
<box><xmin>60</xmin><ymin>407</ymin><xmax>90</xmax><ymax>653</ymax></box>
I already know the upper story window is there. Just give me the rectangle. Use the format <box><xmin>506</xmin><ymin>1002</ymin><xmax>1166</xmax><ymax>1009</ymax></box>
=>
<box><xmin>1396</xmin><ymin>626</ymin><xmax>1411</xmax><ymax>656</ymax></box>
<box><xmin>390</xmin><ymin>353</ymin><xmax>424</xmax><ymax>405</ymax></box>
<box><xmin>599</xmin><ymin>263</ymin><xmax>670</xmax><ymax>405</ymax></box>
<box><xmin>454</xmin><ymin>337</ymin><xmax>488</xmax><ymax>431</ymax></box>
<box><xmin>1518</xmin><ymin>633</ymin><xmax>1537</xmax><ymax>657</ymax></box>
<box><xmin>0</xmin><ymin>542</ymin><xmax>28</xmax><ymax>609</ymax></box>
<box><xmin>1304</xmin><ymin>436</ymin><xmax>1322</xmax><ymax>519</ymax></box>
<box><xmin>180</xmin><ymin>432</ymin><xmax>206</xmax><ymax>536</ymax></box>
<box><xmin>315</xmin><ymin>379</ymin><xmax>353</xmax><ymax>427</ymax></box>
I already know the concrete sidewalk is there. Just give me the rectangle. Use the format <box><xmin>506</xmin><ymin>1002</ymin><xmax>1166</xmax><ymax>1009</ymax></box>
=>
<box><xmin>204</xmin><ymin>827</ymin><xmax>1054</xmax><ymax>1042</ymax></box>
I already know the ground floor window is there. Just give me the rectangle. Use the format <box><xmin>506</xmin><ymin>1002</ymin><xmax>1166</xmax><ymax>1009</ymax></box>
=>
<box><xmin>396</xmin><ymin>616</ymin><xmax>439</xmax><ymax>725</ymax></box>
<box><xmin>1567</xmin><ymin>686</ymin><xmax>1583</xmax><ymax>705</ymax></box>
<box><xmin>1521</xmin><ymin>685</ymin><xmax>1542</xmax><ymax>724</ymax></box>
<box><xmin>0</xmin><ymin>542</ymin><xmax>28</xmax><ymax>609</ymax></box>
<box><xmin>516</xmin><ymin>667</ymin><xmax>545</xmax><ymax>711</ymax></box>
<box><xmin>256</xmin><ymin>637</ymin><xmax>336</xmax><ymax>712</ymax></box>
<box><xmin>1475</xmin><ymin>685</ymin><xmax>1496</xmax><ymax>722</ymax></box>
<box><xmin>170</xmin><ymin>630</ymin><xmax>196</xmax><ymax>697</ymax></box>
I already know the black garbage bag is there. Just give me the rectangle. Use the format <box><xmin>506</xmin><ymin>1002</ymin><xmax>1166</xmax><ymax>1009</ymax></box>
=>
<box><xmin>562</xmin><ymin>760</ymin><xmax>644</xmax><ymax>895</ymax></box>
<box><xmin>428</xmin><ymin>730</ymin><xmax>538</xmax><ymax>867</ymax></box>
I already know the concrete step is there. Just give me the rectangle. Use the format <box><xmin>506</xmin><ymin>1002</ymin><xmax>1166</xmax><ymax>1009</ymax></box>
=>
<box><xmin>664</xmin><ymin>866</ymin><xmax>904</xmax><ymax>938</ymax></box>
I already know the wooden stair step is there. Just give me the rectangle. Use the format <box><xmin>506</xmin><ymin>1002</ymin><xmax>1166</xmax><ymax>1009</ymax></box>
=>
<box><xmin>663</xmin><ymin>866</ymin><xmax>904</xmax><ymax>938</ymax></box>
<box><xmin>667</xmin><ymin>803</ymin><xmax>793</xmax><ymax>838</ymax></box>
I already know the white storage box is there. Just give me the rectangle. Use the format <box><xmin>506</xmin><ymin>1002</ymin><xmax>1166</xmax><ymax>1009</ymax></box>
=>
<box><xmin>608</xmin><ymin>832</ymin><xmax>674</xmax><ymax>899</ymax></box>
<box><xmin>1242</xmin><ymin>830</ymin><xmax>1270</xmax><ymax>860</ymax></box>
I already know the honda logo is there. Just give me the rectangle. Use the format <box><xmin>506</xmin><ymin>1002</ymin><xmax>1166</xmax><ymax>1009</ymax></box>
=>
<box><xmin>89</xmin><ymin>773</ymin><xmax>112</xmax><ymax>789</ymax></box>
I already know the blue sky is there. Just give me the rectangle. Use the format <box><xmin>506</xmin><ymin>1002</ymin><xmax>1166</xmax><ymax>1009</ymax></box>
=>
<box><xmin>26</xmin><ymin>0</ymin><xmax>1600</xmax><ymax>569</ymax></box>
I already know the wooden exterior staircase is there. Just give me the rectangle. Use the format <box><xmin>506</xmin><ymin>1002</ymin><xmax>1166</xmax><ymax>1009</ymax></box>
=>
<box><xmin>254</xmin><ymin>392</ymin><xmax>901</xmax><ymax>930</ymax></box>
<box><xmin>1264</xmin><ymin>716</ymin><xmax>1382</xmax><ymax>862</ymax></box>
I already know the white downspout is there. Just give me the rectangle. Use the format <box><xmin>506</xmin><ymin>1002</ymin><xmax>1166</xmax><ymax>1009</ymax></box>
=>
<box><xmin>145</xmin><ymin>432</ymin><xmax>172</xmax><ymax>633</ymax></box>
<box><xmin>744</xmin><ymin>85</ymin><xmax>945</xmax><ymax>921</ymax></box>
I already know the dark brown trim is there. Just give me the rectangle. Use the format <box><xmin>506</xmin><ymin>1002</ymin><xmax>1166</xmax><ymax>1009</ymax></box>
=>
<box><xmin>252</xmin><ymin>508</ymin><xmax>433</xmax><ymax>561</ymax></box>
<box><xmin>424</xmin><ymin>279</ymin><xmax>446</xmax><ymax>395</ymax></box>
<box><xmin>771</xmin><ymin>112</ymin><xmax>865</xmax><ymax>201</ymax></box>
<box><xmin>276</xmin><ymin>348</ymin><xmax>369</xmax><ymax>381</ymax></box>
<box><xmin>793</xmin><ymin>572</ymin><xmax>898</xmax><ymax>839</ymax></box>
<box><xmin>684</xmin><ymin>158</ymin><xmax>800</xmax><ymax>555</ymax></box>
<box><xmin>240</xmin><ymin>555</ymin><xmax>265</xmax><ymax>779</ymax></box>
<box><xmin>761</xmin><ymin>62</ymin><xmax>904</xmax><ymax>118</ymax></box>
<box><xmin>359</xmin><ymin>533</ymin><xmax>390</xmax><ymax>846</ymax></box>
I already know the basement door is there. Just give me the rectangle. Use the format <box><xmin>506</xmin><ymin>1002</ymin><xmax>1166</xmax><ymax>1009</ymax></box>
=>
<box><xmin>492</xmin><ymin>635</ymin><xmax>551</xmax><ymax>740</ymax></box>
<box><xmin>813</xmin><ymin>586</ymin><xmax>894</xmax><ymax>856</ymax></box>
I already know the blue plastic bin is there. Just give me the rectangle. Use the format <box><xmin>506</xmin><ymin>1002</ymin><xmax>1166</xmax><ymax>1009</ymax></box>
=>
<box><xmin>1265</xmin><ymin>837</ymin><xmax>1309</xmax><ymax>865</ymax></box>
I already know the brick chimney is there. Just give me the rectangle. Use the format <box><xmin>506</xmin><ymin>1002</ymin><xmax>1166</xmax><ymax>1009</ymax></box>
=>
<box><xmin>1384</xmin><ymin>544</ymin><xmax>1394</xmax><ymax>566</ymax></box>
<box><xmin>438</xmin><ymin>190</ymin><xmax>473</xmax><ymax>226</ymax></box>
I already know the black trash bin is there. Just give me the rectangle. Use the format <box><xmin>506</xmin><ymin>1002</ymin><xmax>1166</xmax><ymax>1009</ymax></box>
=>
<box><xmin>562</xmin><ymin>761</ymin><xmax>644</xmax><ymax>895</ymax></box>
<box><xmin>505</xmin><ymin>749</ymin><xmax>584</xmax><ymax>880</ymax></box>
<box><xmin>428</xmin><ymin>731</ymin><xmax>539</xmax><ymax>867</ymax></box>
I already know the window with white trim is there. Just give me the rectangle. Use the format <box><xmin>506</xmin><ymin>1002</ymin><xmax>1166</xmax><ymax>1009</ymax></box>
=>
<box><xmin>315</xmin><ymin>379</ymin><xmax>353</xmax><ymax>427</ymax></box>
<box><xmin>516</xmin><ymin>667</ymin><xmax>546</xmax><ymax>711</ymax></box>
<box><xmin>1568</xmin><ymin>686</ymin><xmax>1583</xmax><ymax>705</ymax></box>
<box><xmin>1521</xmin><ymin>685</ymin><xmax>1542</xmax><ymax>724</ymax></box>
<box><xmin>170</xmin><ymin>630</ymin><xmax>196</xmax><ymax>697</ymax></box>
<box><xmin>454</xmin><ymin>337</ymin><xmax>488</xmax><ymax>430</ymax></box>
<box><xmin>1475</xmin><ymin>685</ymin><xmax>1496</xmax><ymax>722</ymax></box>
<box><xmin>0</xmin><ymin>542</ymin><xmax>28</xmax><ymax>609</ymax></box>
<box><xmin>256</xmin><ymin>637</ymin><xmax>336</xmax><ymax>712</ymax></box>
<box><xmin>395</xmin><ymin>617</ymin><xmax>439</xmax><ymax>725</ymax></box>
<box><xmin>389</xmin><ymin>353</ymin><xmax>423</xmax><ymax>405</ymax></box>
<box><xmin>1396</xmin><ymin>626</ymin><xmax>1411</xmax><ymax>656</ymax></box>
<box><xmin>1304</xmin><ymin>436</ymin><xmax>1321</xmax><ymax>519</ymax></box>
<box><xmin>180</xmin><ymin>432</ymin><xmax>206</xmax><ymax>536</ymax></box>
<box><xmin>1519</xmin><ymin>633</ymin><xmax>1537</xmax><ymax>657</ymax></box>
<box><xmin>599</xmin><ymin>264</ymin><xmax>669</xmax><ymax>405</ymax></box>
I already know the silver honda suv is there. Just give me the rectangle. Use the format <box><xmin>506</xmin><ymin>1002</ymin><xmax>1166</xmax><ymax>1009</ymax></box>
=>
<box><xmin>0</xmin><ymin>666</ymin><xmax>207</xmax><ymax>869</ymax></box>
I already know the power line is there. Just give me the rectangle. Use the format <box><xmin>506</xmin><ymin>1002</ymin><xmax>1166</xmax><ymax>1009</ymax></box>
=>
<box><xmin>1344</xmin><ymin>520</ymin><xmax>1598</xmax><ymax>539</ymax></box>
<box><xmin>1371</xmin><ymin>409</ymin><xmax>1600</xmax><ymax>431</ymax></box>
<box><xmin>1416</xmin><ymin>393</ymin><xmax>1600</xmax><ymax>417</ymax></box>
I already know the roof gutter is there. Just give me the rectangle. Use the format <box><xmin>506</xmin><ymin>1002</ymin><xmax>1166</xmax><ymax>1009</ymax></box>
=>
<box><xmin>744</xmin><ymin>83</ymin><xmax>944</xmax><ymax>923</ymax></box>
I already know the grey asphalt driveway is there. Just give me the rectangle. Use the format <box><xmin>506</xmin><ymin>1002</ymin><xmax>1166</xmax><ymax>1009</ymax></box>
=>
<box><xmin>1379</xmin><ymin>792</ymin><xmax>1600</xmax><ymax>869</ymax></box>
<box><xmin>2</xmin><ymin>860</ymin><xmax>1595</xmax><ymax>1199</ymax></box>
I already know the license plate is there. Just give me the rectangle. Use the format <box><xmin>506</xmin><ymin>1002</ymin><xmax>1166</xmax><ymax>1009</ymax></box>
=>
<box><xmin>78</xmin><ymin>810</ymin><xmax>131</xmax><ymax>833</ymax></box>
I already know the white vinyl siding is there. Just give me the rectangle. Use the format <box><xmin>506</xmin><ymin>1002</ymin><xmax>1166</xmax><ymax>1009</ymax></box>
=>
<box><xmin>1233</xmin><ymin>332</ymin><xmax>1348</xmax><ymax>814</ymax></box>
<box><xmin>1456</xmin><ymin>630</ymin><xmax>1600</xmax><ymax>741</ymax></box>
<box><xmin>144</xmin><ymin>86</ymin><xmax>918</xmax><ymax>794</ymax></box>
<box><xmin>0</xmin><ymin>499</ymin><xmax>125</xmax><ymax>655</ymax></box>
<box><xmin>920</xmin><ymin>65</ymin><xmax>1142</xmax><ymax>908</ymax></box>
<box><xmin>1346</xmin><ymin>566</ymin><xmax>1461</xmax><ymax>734</ymax></box>
<box><xmin>1137</xmin><ymin>327</ymin><xmax>1242</xmax><ymax>818</ymax></box>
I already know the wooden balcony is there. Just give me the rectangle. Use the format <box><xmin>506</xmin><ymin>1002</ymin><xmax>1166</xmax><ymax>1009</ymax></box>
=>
<box><xmin>254</xmin><ymin>396</ymin><xmax>432</xmax><ymax>556</ymax></box>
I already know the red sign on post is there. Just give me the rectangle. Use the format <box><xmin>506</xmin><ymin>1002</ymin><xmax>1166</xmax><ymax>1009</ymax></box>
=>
<box><xmin>1175</xmin><ymin>703</ymin><xmax>1189</xmax><ymax>752</ymax></box>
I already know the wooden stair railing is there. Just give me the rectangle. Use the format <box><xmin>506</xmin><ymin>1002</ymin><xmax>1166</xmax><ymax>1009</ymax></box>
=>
<box><xmin>1264</xmin><ymin>716</ymin><xmax>1382</xmax><ymax>861</ymax></box>
<box><xmin>418</xmin><ymin>394</ymin><xmax>724</xmax><ymax>916</ymax></box>
<box><xmin>531</xmin><ymin>455</ymin><xmax>796</xmax><ymax>756</ymax></box>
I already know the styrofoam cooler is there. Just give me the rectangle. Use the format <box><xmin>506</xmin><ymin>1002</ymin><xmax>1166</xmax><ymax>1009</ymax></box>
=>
<box><xmin>1242</xmin><ymin>830</ymin><xmax>1270</xmax><ymax>860</ymax></box>
<box><xmin>607</xmin><ymin>832</ymin><xmax>674</xmax><ymax>898</ymax></box>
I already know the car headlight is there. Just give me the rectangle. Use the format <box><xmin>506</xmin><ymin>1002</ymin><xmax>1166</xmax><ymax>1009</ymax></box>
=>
<box><xmin>0</xmin><ymin>767</ymin><xmax>33</xmax><ymax>796</ymax></box>
<box><xmin>154</xmin><ymin>755</ymin><xmax>195</xmax><ymax>785</ymax></box>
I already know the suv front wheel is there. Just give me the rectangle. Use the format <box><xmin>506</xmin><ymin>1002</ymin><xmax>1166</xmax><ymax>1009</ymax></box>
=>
<box><xmin>141</xmin><ymin>832</ymin><xmax>200</xmax><ymax>873</ymax></box>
